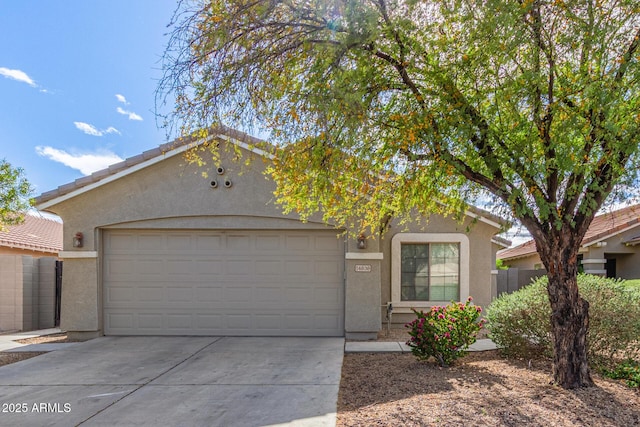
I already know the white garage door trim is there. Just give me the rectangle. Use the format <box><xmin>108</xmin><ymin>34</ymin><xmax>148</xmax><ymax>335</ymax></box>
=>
<box><xmin>102</xmin><ymin>229</ymin><xmax>345</xmax><ymax>336</ymax></box>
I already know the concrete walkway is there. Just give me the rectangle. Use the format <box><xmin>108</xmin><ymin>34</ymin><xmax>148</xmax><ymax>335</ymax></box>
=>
<box><xmin>345</xmin><ymin>338</ymin><xmax>498</xmax><ymax>353</ymax></box>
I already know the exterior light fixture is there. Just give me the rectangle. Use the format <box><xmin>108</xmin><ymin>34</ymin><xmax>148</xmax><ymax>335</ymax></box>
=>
<box><xmin>357</xmin><ymin>234</ymin><xmax>366</xmax><ymax>250</ymax></box>
<box><xmin>73</xmin><ymin>232</ymin><xmax>84</xmax><ymax>248</ymax></box>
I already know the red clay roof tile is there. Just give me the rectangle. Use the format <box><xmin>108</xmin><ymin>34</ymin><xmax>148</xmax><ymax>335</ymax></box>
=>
<box><xmin>0</xmin><ymin>213</ymin><xmax>63</xmax><ymax>254</ymax></box>
<box><xmin>498</xmin><ymin>204</ymin><xmax>640</xmax><ymax>260</ymax></box>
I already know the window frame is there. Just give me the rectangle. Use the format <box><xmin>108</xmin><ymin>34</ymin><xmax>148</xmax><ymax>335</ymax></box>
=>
<box><xmin>391</xmin><ymin>233</ymin><xmax>470</xmax><ymax>311</ymax></box>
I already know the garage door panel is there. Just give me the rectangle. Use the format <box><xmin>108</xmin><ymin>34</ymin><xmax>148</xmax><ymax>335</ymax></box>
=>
<box><xmin>194</xmin><ymin>260</ymin><xmax>224</xmax><ymax>276</ymax></box>
<box><xmin>195</xmin><ymin>287</ymin><xmax>223</xmax><ymax>301</ymax></box>
<box><xmin>255</xmin><ymin>235</ymin><xmax>280</xmax><ymax>250</ymax></box>
<box><xmin>166</xmin><ymin>234</ymin><xmax>192</xmax><ymax>250</ymax></box>
<box><xmin>315</xmin><ymin>235</ymin><xmax>342</xmax><ymax>250</ymax></box>
<box><xmin>195</xmin><ymin>235</ymin><xmax>223</xmax><ymax>250</ymax></box>
<box><xmin>226</xmin><ymin>260</ymin><xmax>253</xmax><ymax>275</ymax></box>
<box><xmin>107</xmin><ymin>233</ymin><xmax>136</xmax><ymax>250</ymax></box>
<box><xmin>138</xmin><ymin>234</ymin><xmax>165</xmax><ymax>250</ymax></box>
<box><xmin>285</xmin><ymin>260</ymin><xmax>314</xmax><ymax>275</ymax></box>
<box><xmin>103</xmin><ymin>229</ymin><xmax>344</xmax><ymax>336</ymax></box>
<box><xmin>227</xmin><ymin>234</ymin><xmax>250</xmax><ymax>250</ymax></box>
<box><xmin>285</xmin><ymin>235</ymin><xmax>311</xmax><ymax>251</ymax></box>
<box><xmin>106</xmin><ymin>286</ymin><xmax>135</xmax><ymax>303</ymax></box>
<box><xmin>105</xmin><ymin>310</ymin><xmax>343</xmax><ymax>336</ymax></box>
<box><xmin>254</xmin><ymin>260</ymin><xmax>283</xmax><ymax>275</ymax></box>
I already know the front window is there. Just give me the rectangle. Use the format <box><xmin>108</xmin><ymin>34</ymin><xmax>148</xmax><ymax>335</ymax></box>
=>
<box><xmin>401</xmin><ymin>243</ymin><xmax>460</xmax><ymax>301</ymax></box>
<box><xmin>391</xmin><ymin>233</ymin><xmax>469</xmax><ymax>310</ymax></box>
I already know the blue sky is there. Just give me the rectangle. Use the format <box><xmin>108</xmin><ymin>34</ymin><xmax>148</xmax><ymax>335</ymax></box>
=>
<box><xmin>0</xmin><ymin>1</ymin><xmax>533</xmax><ymax>245</ymax></box>
<box><xmin>0</xmin><ymin>0</ymin><xmax>178</xmax><ymax>196</ymax></box>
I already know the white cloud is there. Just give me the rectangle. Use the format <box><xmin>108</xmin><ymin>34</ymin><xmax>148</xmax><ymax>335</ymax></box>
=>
<box><xmin>104</xmin><ymin>126</ymin><xmax>121</xmax><ymax>135</ymax></box>
<box><xmin>74</xmin><ymin>121</ymin><xmax>121</xmax><ymax>136</ymax></box>
<box><xmin>115</xmin><ymin>93</ymin><xmax>128</xmax><ymax>104</ymax></box>
<box><xmin>0</xmin><ymin>67</ymin><xmax>36</xmax><ymax>87</ymax></box>
<box><xmin>35</xmin><ymin>146</ymin><xmax>124</xmax><ymax>176</ymax></box>
<box><xmin>74</xmin><ymin>121</ymin><xmax>102</xmax><ymax>136</ymax></box>
<box><xmin>116</xmin><ymin>106</ymin><xmax>143</xmax><ymax>121</ymax></box>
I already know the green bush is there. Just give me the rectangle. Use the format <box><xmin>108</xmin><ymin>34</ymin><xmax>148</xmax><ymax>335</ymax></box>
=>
<box><xmin>486</xmin><ymin>274</ymin><xmax>640</xmax><ymax>369</ymax></box>
<box><xmin>604</xmin><ymin>359</ymin><xmax>640</xmax><ymax>389</ymax></box>
<box><xmin>405</xmin><ymin>297</ymin><xmax>484</xmax><ymax>367</ymax></box>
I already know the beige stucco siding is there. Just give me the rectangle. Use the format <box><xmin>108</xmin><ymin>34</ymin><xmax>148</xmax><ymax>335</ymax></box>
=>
<box><xmin>587</xmin><ymin>226</ymin><xmax>640</xmax><ymax>279</ymax></box>
<box><xmin>42</xmin><ymin>138</ymin><xmax>505</xmax><ymax>338</ymax></box>
<box><xmin>502</xmin><ymin>255</ymin><xmax>542</xmax><ymax>270</ymax></box>
<box><xmin>58</xmin><ymin>257</ymin><xmax>99</xmax><ymax>333</ymax></box>
<box><xmin>50</xmin><ymin>148</ymin><xmax>332</xmax><ymax>248</ymax></box>
<box><xmin>46</xmin><ymin>145</ymin><xmax>346</xmax><ymax>337</ymax></box>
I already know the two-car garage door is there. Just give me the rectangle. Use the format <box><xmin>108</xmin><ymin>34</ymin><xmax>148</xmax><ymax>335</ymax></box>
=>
<box><xmin>102</xmin><ymin>229</ymin><xmax>344</xmax><ymax>336</ymax></box>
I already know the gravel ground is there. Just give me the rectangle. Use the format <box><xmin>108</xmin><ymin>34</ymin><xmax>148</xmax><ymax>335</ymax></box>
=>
<box><xmin>0</xmin><ymin>352</ymin><xmax>45</xmax><ymax>367</ymax></box>
<box><xmin>338</xmin><ymin>329</ymin><xmax>640</xmax><ymax>427</ymax></box>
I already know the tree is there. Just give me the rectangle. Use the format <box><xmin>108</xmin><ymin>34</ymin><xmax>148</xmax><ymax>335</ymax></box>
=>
<box><xmin>159</xmin><ymin>0</ymin><xmax>640</xmax><ymax>388</ymax></box>
<box><xmin>0</xmin><ymin>159</ymin><xmax>32</xmax><ymax>231</ymax></box>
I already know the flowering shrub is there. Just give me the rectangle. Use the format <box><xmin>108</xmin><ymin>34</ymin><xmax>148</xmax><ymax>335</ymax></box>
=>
<box><xmin>405</xmin><ymin>297</ymin><xmax>484</xmax><ymax>367</ymax></box>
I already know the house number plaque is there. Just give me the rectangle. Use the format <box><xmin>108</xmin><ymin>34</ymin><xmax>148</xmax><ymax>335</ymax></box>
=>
<box><xmin>355</xmin><ymin>264</ymin><xmax>372</xmax><ymax>273</ymax></box>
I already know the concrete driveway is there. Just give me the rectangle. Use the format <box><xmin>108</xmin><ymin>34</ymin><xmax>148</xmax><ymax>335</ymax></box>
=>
<box><xmin>0</xmin><ymin>336</ymin><xmax>344</xmax><ymax>427</ymax></box>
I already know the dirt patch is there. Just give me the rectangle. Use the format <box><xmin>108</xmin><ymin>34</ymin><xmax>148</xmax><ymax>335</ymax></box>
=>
<box><xmin>337</xmin><ymin>351</ymin><xmax>640</xmax><ymax>426</ymax></box>
<box><xmin>0</xmin><ymin>352</ymin><xmax>45</xmax><ymax>367</ymax></box>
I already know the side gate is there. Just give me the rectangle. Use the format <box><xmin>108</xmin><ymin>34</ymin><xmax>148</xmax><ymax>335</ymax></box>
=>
<box><xmin>55</xmin><ymin>260</ymin><xmax>63</xmax><ymax>327</ymax></box>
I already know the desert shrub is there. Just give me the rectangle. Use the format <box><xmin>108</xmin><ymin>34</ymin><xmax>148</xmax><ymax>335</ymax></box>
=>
<box><xmin>486</xmin><ymin>274</ymin><xmax>640</xmax><ymax>369</ymax></box>
<box><xmin>484</xmin><ymin>279</ymin><xmax>552</xmax><ymax>358</ymax></box>
<box><xmin>604</xmin><ymin>360</ymin><xmax>640</xmax><ymax>389</ymax></box>
<box><xmin>405</xmin><ymin>297</ymin><xmax>484</xmax><ymax>367</ymax></box>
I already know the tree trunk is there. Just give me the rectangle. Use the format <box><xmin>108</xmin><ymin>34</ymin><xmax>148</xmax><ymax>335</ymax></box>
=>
<box><xmin>541</xmin><ymin>238</ymin><xmax>594</xmax><ymax>389</ymax></box>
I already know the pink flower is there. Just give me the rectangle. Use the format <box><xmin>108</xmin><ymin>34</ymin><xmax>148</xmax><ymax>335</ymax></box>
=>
<box><xmin>438</xmin><ymin>314</ymin><xmax>445</xmax><ymax>319</ymax></box>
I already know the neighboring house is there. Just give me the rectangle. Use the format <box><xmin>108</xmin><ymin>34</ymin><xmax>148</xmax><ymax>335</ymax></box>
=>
<box><xmin>0</xmin><ymin>213</ymin><xmax>63</xmax><ymax>332</ymax></box>
<box><xmin>35</xmin><ymin>127</ymin><xmax>509</xmax><ymax>340</ymax></box>
<box><xmin>0</xmin><ymin>213</ymin><xmax>62</xmax><ymax>257</ymax></box>
<box><xmin>498</xmin><ymin>204</ymin><xmax>640</xmax><ymax>279</ymax></box>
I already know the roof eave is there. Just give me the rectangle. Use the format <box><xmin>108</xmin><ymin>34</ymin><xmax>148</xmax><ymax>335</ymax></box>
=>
<box><xmin>581</xmin><ymin>222</ymin><xmax>640</xmax><ymax>248</ymax></box>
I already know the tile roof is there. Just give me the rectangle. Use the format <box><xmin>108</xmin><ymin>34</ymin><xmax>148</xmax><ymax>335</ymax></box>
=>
<box><xmin>0</xmin><ymin>213</ymin><xmax>63</xmax><ymax>254</ymax></box>
<box><xmin>498</xmin><ymin>204</ymin><xmax>640</xmax><ymax>260</ymax></box>
<box><xmin>496</xmin><ymin>239</ymin><xmax>537</xmax><ymax>261</ymax></box>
